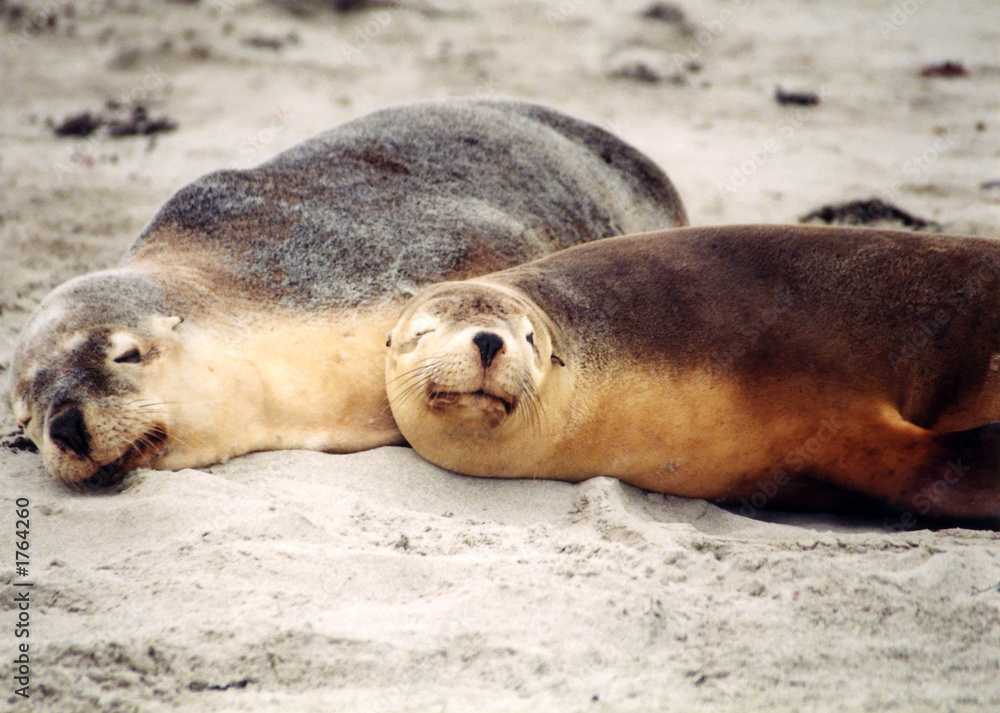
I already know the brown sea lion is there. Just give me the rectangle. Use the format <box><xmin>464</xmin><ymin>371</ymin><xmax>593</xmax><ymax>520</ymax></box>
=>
<box><xmin>387</xmin><ymin>225</ymin><xmax>1000</xmax><ymax>520</ymax></box>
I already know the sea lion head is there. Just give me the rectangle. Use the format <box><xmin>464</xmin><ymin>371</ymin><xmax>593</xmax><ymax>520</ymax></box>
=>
<box><xmin>9</xmin><ymin>271</ymin><xmax>187</xmax><ymax>489</ymax></box>
<box><xmin>386</xmin><ymin>280</ymin><xmax>567</xmax><ymax>467</ymax></box>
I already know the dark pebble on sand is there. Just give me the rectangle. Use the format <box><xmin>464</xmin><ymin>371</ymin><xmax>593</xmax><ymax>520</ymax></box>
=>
<box><xmin>51</xmin><ymin>105</ymin><xmax>178</xmax><ymax>139</ymax></box>
<box><xmin>920</xmin><ymin>60</ymin><xmax>969</xmax><ymax>78</ymax></box>
<box><xmin>775</xmin><ymin>87</ymin><xmax>820</xmax><ymax>106</ymax></box>
<box><xmin>53</xmin><ymin>111</ymin><xmax>104</xmax><ymax>137</ymax></box>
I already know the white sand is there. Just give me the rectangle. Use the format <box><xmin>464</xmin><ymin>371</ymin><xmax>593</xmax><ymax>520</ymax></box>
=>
<box><xmin>2</xmin><ymin>1</ymin><xmax>1000</xmax><ymax>711</ymax></box>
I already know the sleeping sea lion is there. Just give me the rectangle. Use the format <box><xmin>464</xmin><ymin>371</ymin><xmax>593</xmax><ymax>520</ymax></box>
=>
<box><xmin>387</xmin><ymin>225</ymin><xmax>1000</xmax><ymax>520</ymax></box>
<box><xmin>9</xmin><ymin>98</ymin><xmax>686</xmax><ymax>488</ymax></box>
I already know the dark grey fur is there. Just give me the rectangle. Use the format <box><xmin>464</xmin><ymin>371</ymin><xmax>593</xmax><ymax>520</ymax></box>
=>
<box><xmin>129</xmin><ymin>98</ymin><xmax>686</xmax><ymax>310</ymax></box>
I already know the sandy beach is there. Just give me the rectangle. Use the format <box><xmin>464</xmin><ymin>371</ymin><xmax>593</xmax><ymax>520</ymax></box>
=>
<box><xmin>2</xmin><ymin>0</ymin><xmax>999</xmax><ymax>710</ymax></box>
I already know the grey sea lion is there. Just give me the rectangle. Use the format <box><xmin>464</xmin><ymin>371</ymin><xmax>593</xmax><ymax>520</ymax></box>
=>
<box><xmin>9</xmin><ymin>99</ymin><xmax>687</xmax><ymax>488</ymax></box>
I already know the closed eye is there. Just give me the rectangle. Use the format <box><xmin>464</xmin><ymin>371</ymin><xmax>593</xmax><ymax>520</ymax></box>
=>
<box><xmin>114</xmin><ymin>348</ymin><xmax>143</xmax><ymax>364</ymax></box>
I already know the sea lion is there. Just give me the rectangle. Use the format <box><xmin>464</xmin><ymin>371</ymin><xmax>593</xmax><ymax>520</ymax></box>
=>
<box><xmin>386</xmin><ymin>224</ymin><xmax>1000</xmax><ymax>520</ymax></box>
<box><xmin>9</xmin><ymin>98</ymin><xmax>687</xmax><ymax>488</ymax></box>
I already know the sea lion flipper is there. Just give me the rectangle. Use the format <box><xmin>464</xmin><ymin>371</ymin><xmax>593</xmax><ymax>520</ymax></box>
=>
<box><xmin>837</xmin><ymin>417</ymin><xmax>1000</xmax><ymax>520</ymax></box>
<box><xmin>919</xmin><ymin>422</ymin><xmax>1000</xmax><ymax>520</ymax></box>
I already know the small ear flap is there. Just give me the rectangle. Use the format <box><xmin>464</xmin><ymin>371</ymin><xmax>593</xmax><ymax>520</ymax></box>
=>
<box><xmin>12</xmin><ymin>399</ymin><xmax>30</xmax><ymax>429</ymax></box>
<box><xmin>551</xmin><ymin>354</ymin><xmax>566</xmax><ymax>367</ymax></box>
<box><xmin>151</xmin><ymin>315</ymin><xmax>184</xmax><ymax>332</ymax></box>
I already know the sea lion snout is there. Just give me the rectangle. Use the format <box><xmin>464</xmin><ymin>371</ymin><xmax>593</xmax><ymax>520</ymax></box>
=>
<box><xmin>47</xmin><ymin>404</ymin><xmax>91</xmax><ymax>458</ymax></box>
<box><xmin>472</xmin><ymin>331</ymin><xmax>505</xmax><ymax>368</ymax></box>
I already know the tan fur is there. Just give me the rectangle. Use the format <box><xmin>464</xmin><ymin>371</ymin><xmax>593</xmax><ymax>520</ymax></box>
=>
<box><xmin>13</xmin><ymin>276</ymin><xmax>403</xmax><ymax>485</ymax></box>
<box><xmin>151</xmin><ymin>308</ymin><xmax>403</xmax><ymax>465</ymax></box>
<box><xmin>388</xmin><ymin>225</ymin><xmax>1000</xmax><ymax>520</ymax></box>
<box><xmin>11</xmin><ymin>99</ymin><xmax>687</xmax><ymax>487</ymax></box>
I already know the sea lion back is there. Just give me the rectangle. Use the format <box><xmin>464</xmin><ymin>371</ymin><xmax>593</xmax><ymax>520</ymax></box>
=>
<box><xmin>126</xmin><ymin>99</ymin><xmax>687</xmax><ymax>310</ymax></box>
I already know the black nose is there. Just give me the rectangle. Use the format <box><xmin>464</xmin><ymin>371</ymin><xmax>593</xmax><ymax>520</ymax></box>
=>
<box><xmin>472</xmin><ymin>331</ymin><xmax>504</xmax><ymax>368</ymax></box>
<box><xmin>49</xmin><ymin>406</ymin><xmax>90</xmax><ymax>457</ymax></box>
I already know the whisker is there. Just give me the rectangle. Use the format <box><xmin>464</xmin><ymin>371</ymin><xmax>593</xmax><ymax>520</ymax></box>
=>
<box><xmin>392</xmin><ymin>372</ymin><xmax>433</xmax><ymax>399</ymax></box>
<box><xmin>391</xmin><ymin>375</ymin><xmax>432</xmax><ymax>411</ymax></box>
<box><xmin>528</xmin><ymin>377</ymin><xmax>542</xmax><ymax>432</ymax></box>
<box><xmin>387</xmin><ymin>372</ymin><xmax>436</xmax><ymax>407</ymax></box>
<box><xmin>516</xmin><ymin>373</ymin><xmax>543</xmax><ymax>437</ymax></box>
<box><xmin>122</xmin><ymin>399</ymin><xmax>166</xmax><ymax>410</ymax></box>
<box><xmin>121</xmin><ymin>397</ymin><xmax>231</xmax><ymax>412</ymax></box>
<box><xmin>388</xmin><ymin>364</ymin><xmax>438</xmax><ymax>412</ymax></box>
<box><xmin>388</xmin><ymin>356</ymin><xmax>446</xmax><ymax>408</ymax></box>
<box><xmin>386</xmin><ymin>357</ymin><xmax>439</xmax><ymax>387</ymax></box>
